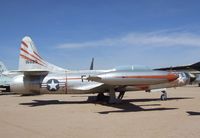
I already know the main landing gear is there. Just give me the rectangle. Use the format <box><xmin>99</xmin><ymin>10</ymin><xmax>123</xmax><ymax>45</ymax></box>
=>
<box><xmin>96</xmin><ymin>93</ymin><xmax>108</xmax><ymax>101</ymax></box>
<box><xmin>118</xmin><ymin>91</ymin><xmax>125</xmax><ymax>100</ymax></box>
<box><xmin>160</xmin><ymin>90</ymin><xmax>167</xmax><ymax>101</ymax></box>
<box><xmin>96</xmin><ymin>90</ymin><xmax>126</xmax><ymax>103</ymax></box>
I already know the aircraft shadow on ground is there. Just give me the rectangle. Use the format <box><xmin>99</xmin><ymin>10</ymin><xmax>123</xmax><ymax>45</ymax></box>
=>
<box><xmin>20</xmin><ymin>100</ymin><xmax>91</xmax><ymax>107</ymax></box>
<box><xmin>97</xmin><ymin>97</ymin><xmax>193</xmax><ymax>114</ymax></box>
<box><xmin>97</xmin><ymin>103</ymin><xmax>177</xmax><ymax>114</ymax></box>
<box><xmin>19</xmin><ymin>97</ymin><xmax>193</xmax><ymax>114</ymax></box>
<box><xmin>122</xmin><ymin>97</ymin><xmax>193</xmax><ymax>103</ymax></box>
<box><xmin>0</xmin><ymin>92</ymin><xmax>16</xmax><ymax>96</ymax></box>
<box><xmin>186</xmin><ymin>111</ymin><xmax>200</xmax><ymax>116</ymax></box>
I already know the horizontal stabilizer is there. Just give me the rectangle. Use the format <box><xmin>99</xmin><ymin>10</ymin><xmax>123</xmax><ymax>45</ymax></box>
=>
<box><xmin>21</xmin><ymin>70</ymin><xmax>49</xmax><ymax>76</ymax></box>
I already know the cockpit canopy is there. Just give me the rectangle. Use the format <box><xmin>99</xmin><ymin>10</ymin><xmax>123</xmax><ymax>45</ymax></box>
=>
<box><xmin>114</xmin><ymin>65</ymin><xmax>152</xmax><ymax>72</ymax></box>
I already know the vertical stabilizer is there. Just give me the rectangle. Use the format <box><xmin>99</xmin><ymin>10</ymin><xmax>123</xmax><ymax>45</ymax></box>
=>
<box><xmin>19</xmin><ymin>36</ymin><xmax>65</xmax><ymax>72</ymax></box>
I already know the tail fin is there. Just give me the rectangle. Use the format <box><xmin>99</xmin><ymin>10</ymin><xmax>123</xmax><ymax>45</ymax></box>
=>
<box><xmin>19</xmin><ymin>36</ymin><xmax>65</xmax><ymax>72</ymax></box>
<box><xmin>0</xmin><ymin>61</ymin><xmax>7</xmax><ymax>73</ymax></box>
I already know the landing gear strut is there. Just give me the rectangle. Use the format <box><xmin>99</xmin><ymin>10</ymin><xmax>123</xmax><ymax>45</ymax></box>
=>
<box><xmin>96</xmin><ymin>89</ymin><xmax>125</xmax><ymax>103</ymax></box>
<box><xmin>117</xmin><ymin>91</ymin><xmax>125</xmax><ymax>100</ymax></box>
<box><xmin>160</xmin><ymin>91</ymin><xmax>167</xmax><ymax>101</ymax></box>
<box><xmin>108</xmin><ymin>88</ymin><xmax>118</xmax><ymax>103</ymax></box>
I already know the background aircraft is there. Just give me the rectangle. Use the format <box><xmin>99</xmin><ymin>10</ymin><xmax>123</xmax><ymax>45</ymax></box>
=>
<box><xmin>155</xmin><ymin>62</ymin><xmax>200</xmax><ymax>86</ymax></box>
<box><xmin>0</xmin><ymin>62</ymin><xmax>11</xmax><ymax>92</ymax></box>
<box><xmin>1</xmin><ymin>36</ymin><xmax>189</xmax><ymax>103</ymax></box>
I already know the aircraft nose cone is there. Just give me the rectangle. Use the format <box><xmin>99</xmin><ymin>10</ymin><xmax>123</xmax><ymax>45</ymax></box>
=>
<box><xmin>167</xmin><ymin>73</ymin><xmax>178</xmax><ymax>82</ymax></box>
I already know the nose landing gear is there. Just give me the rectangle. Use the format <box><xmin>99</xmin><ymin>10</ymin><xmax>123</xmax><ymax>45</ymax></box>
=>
<box><xmin>160</xmin><ymin>90</ymin><xmax>167</xmax><ymax>101</ymax></box>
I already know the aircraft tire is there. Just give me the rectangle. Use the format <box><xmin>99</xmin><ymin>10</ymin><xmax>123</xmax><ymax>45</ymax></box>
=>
<box><xmin>160</xmin><ymin>93</ymin><xmax>167</xmax><ymax>101</ymax></box>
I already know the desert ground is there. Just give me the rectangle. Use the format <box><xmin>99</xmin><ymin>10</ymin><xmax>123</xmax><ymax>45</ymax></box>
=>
<box><xmin>0</xmin><ymin>86</ymin><xmax>200</xmax><ymax>138</ymax></box>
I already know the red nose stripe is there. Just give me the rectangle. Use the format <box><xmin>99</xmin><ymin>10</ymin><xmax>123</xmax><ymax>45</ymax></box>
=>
<box><xmin>166</xmin><ymin>74</ymin><xmax>178</xmax><ymax>81</ymax></box>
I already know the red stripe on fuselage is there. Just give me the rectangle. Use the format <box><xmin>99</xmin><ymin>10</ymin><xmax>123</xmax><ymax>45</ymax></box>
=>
<box><xmin>116</xmin><ymin>74</ymin><xmax>178</xmax><ymax>82</ymax></box>
<box><xmin>58</xmin><ymin>78</ymin><xmax>81</xmax><ymax>80</ymax></box>
<box><xmin>67</xmin><ymin>78</ymin><xmax>81</xmax><ymax>80</ymax></box>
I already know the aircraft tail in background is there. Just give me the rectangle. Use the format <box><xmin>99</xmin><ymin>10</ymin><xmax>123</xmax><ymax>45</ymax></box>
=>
<box><xmin>0</xmin><ymin>61</ymin><xmax>7</xmax><ymax>73</ymax></box>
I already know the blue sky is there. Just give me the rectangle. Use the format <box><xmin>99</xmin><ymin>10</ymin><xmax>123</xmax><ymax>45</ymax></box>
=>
<box><xmin>1</xmin><ymin>0</ymin><xmax>200</xmax><ymax>70</ymax></box>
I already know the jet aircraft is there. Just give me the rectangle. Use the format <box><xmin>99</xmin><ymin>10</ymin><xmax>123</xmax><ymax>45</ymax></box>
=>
<box><xmin>1</xmin><ymin>36</ymin><xmax>190</xmax><ymax>103</ymax></box>
<box><xmin>155</xmin><ymin>62</ymin><xmax>200</xmax><ymax>86</ymax></box>
<box><xmin>0</xmin><ymin>62</ymin><xmax>11</xmax><ymax>92</ymax></box>
<box><xmin>0</xmin><ymin>62</ymin><xmax>23</xmax><ymax>93</ymax></box>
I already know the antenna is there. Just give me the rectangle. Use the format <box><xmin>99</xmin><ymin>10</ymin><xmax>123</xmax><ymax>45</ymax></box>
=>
<box><xmin>90</xmin><ymin>58</ymin><xmax>94</xmax><ymax>70</ymax></box>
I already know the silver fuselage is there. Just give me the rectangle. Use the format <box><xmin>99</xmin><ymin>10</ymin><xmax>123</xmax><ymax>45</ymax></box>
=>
<box><xmin>8</xmin><ymin>69</ymin><xmax>187</xmax><ymax>95</ymax></box>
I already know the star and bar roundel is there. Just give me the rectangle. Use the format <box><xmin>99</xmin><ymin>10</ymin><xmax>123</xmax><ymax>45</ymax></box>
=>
<box><xmin>41</xmin><ymin>79</ymin><xmax>66</xmax><ymax>92</ymax></box>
